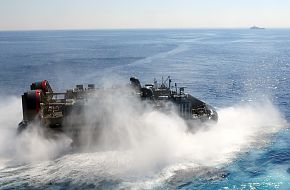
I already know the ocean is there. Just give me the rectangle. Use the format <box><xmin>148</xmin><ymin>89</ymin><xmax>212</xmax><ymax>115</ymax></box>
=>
<box><xmin>0</xmin><ymin>29</ymin><xmax>289</xmax><ymax>189</ymax></box>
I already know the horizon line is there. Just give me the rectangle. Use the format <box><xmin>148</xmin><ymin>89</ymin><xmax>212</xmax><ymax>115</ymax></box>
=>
<box><xmin>1</xmin><ymin>26</ymin><xmax>290</xmax><ymax>32</ymax></box>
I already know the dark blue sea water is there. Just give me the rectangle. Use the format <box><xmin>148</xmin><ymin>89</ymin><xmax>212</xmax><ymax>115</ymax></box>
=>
<box><xmin>0</xmin><ymin>29</ymin><xmax>289</xmax><ymax>189</ymax></box>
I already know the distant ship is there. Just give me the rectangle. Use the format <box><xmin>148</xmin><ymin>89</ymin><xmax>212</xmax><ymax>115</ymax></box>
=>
<box><xmin>250</xmin><ymin>26</ymin><xmax>265</xmax><ymax>30</ymax></box>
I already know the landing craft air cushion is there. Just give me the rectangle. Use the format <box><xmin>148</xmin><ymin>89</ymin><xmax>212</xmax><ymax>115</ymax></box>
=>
<box><xmin>17</xmin><ymin>77</ymin><xmax>218</xmax><ymax>135</ymax></box>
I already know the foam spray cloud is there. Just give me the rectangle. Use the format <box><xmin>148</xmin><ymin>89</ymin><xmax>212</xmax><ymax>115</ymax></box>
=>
<box><xmin>0</xmin><ymin>82</ymin><xmax>287</xmax><ymax>188</ymax></box>
<box><xmin>0</xmin><ymin>97</ymin><xmax>72</xmax><ymax>167</ymax></box>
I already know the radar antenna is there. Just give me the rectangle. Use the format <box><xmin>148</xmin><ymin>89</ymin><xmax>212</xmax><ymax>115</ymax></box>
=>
<box><xmin>162</xmin><ymin>76</ymin><xmax>171</xmax><ymax>89</ymax></box>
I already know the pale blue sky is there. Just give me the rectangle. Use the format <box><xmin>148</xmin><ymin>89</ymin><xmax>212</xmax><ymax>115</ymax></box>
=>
<box><xmin>0</xmin><ymin>0</ymin><xmax>289</xmax><ymax>30</ymax></box>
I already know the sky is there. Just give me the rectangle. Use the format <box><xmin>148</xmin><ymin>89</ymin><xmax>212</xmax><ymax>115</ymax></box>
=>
<box><xmin>0</xmin><ymin>0</ymin><xmax>289</xmax><ymax>30</ymax></box>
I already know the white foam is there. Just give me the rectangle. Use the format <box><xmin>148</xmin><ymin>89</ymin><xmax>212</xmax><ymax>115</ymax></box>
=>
<box><xmin>0</xmin><ymin>96</ymin><xmax>72</xmax><ymax>167</ymax></box>
<box><xmin>0</xmin><ymin>94</ymin><xmax>287</xmax><ymax>188</ymax></box>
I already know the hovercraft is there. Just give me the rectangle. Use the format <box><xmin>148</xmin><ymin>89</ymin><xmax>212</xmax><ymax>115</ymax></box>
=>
<box><xmin>18</xmin><ymin>77</ymin><xmax>218</xmax><ymax>135</ymax></box>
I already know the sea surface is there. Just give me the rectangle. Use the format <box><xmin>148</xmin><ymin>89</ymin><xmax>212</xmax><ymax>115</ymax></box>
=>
<box><xmin>0</xmin><ymin>29</ymin><xmax>289</xmax><ymax>189</ymax></box>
